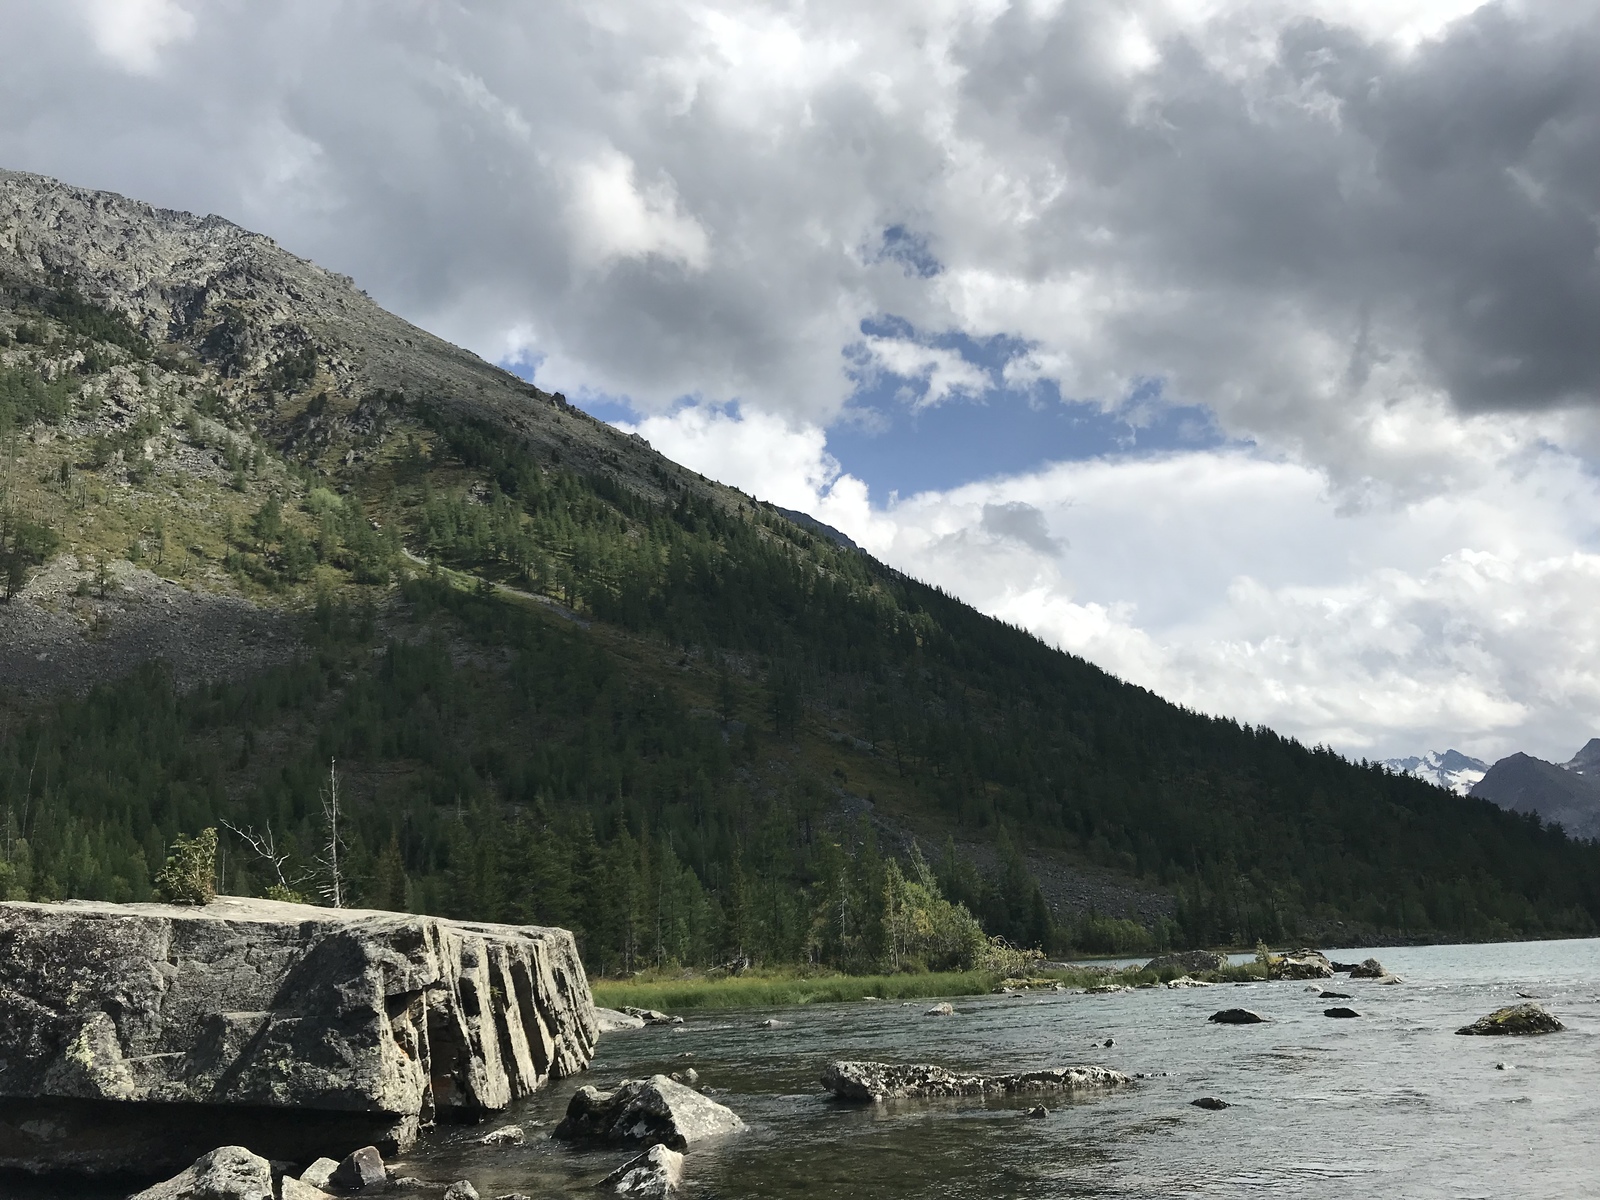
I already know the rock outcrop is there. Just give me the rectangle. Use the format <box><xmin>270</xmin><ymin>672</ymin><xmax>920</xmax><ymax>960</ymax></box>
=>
<box><xmin>819</xmin><ymin>1061</ymin><xmax>1130</xmax><ymax>1103</ymax></box>
<box><xmin>1455</xmin><ymin>1002</ymin><xmax>1564</xmax><ymax>1036</ymax></box>
<box><xmin>1272</xmin><ymin>949</ymin><xmax>1334</xmax><ymax>980</ymax></box>
<box><xmin>596</xmin><ymin>1007</ymin><xmax>649</xmax><ymax>1032</ymax></box>
<box><xmin>0</xmin><ymin>896</ymin><xmax>597</xmax><ymax>1176</ymax></box>
<box><xmin>554</xmin><ymin>1075</ymin><xmax>745</xmax><ymax>1149</ymax></box>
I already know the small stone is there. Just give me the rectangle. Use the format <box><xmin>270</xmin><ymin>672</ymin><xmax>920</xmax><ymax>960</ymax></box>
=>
<box><xmin>494</xmin><ymin>1194</ymin><xmax>532</xmax><ymax>1200</ymax></box>
<box><xmin>1191</xmin><ymin>1097</ymin><xmax>1230</xmax><ymax>1110</ymax></box>
<box><xmin>1208</xmin><ymin>1008</ymin><xmax>1268</xmax><ymax>1024</ymax></box>
<box><xmin>480</xmin><ymin>1124</ymin><xmax>525</xmax><ymax>1146</ymax></box>
<box><xmin>1103</xmin><ymin>1038</ymin><xmax>1114</xmax><ymax>1047</ymax></box>
<box><xmin>1323</xmin><ymin>1007</ymin><xmax>1361</xmax><ymax>1018</ymax></box>
<box><xmin>925</xmin><ymin>1002</ymin><xmax>954</xmax><ymax>1017</ymax></box>
<box><xmin>330</xmin><ymin>1146</ymin><xmax>386</xmax><ymax>1191</ymax></box>
<box><xmin>1495</xmin><ymin>1062</ymin><xmax>1515</xmax><ymax>1071</ymax></box>
<box><xmin>670</xmin><ymin>1068</ymin><xmax>699</xmax><ymax>1085</ymax></box>
<box><xmin>1318</xmin><ymin>990</ymin><xmax>1352</xmax><ymax>1000</ymax></box>
<box><xmin>442</xmin><ymin>1183</ymin><xmax>479</xmax><ymax>1200</ymax></box>
<box><xmin>282</xmin><ymin>1179</ymin><xmax>334</xmax><ymax>1200</ymax></box>
<box><xmin>1024</xmin><ymin>1105</ymin><xmax>1048</xmax><ymax>1118</ymax></box>
<box><xmin>757</xmin><ymin>1018</ymin><xmax>785</xmax><ymax>1028</ymax></box>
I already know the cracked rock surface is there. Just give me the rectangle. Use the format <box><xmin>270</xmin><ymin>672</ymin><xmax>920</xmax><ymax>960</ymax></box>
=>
<box><xmin>0</xmin><ymin>896</ymin><xmax>596</xmax><ymax>1176</ymax></box>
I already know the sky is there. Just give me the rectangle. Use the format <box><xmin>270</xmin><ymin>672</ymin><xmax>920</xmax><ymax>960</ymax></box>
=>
<box><xmin>4</xmin><ymin>0</ymin><xmax>1600</xmax><ymax>763</ymax></box>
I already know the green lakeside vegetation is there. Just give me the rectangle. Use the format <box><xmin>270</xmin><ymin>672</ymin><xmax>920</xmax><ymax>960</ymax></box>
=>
<box><xmin>4</xmin><ymin>274</ymin><xmax>1600</xmax><ymax>982</ymax></box>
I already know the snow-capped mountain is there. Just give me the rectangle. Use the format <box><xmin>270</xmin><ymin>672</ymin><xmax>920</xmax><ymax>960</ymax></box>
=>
<box><xmin>1383</xmin><ymin>749</ymin><xmax>1489</xmax><ymax>795</ymax></box>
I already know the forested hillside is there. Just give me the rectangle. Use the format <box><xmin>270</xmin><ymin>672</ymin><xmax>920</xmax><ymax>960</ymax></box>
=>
<box><xmin>2</xmin><ymin>169</ymin><xmax>1597</xmax><ymax>976</ymax></box>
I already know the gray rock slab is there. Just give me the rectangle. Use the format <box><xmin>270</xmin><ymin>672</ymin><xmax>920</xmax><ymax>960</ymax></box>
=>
<box><xmin>595</xmin><ymin>1007</ymin><xmax>648</xmax><ymax>1032</ymax></box>
<box><xmin>0</xmin><ymin>896</ymin><xmax>597</xmax><ymax>1176</ymax></box>
<box><xmin>600</xmin><ymin>1144</ymin><xmax>684</xmax><ymax>1197</ymax></box>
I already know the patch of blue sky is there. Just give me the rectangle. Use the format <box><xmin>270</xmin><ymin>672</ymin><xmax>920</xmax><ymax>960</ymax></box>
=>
<box><xmin>838</xmin><ymin>316</ymin><xmax>1233</xmax><ymax>497</ymax></box>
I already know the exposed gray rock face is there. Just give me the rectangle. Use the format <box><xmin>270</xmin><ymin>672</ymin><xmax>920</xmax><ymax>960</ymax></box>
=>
<box><xmin>600</xmin><ymin>1144</ymin><xmax>685</xmax><ymax>1197</ymax></box>
<box><xmin>1455</xmin><ymin>1002</ymin><xmax>1565</xmax><ymax>1036</ymax></box>
<box><xmin>819</xmin><ymin>1061</ymin><xmax>1131</xmax><ymax>1103</ymax></box>
<box><xmin>128</xmin><ymin>1146</ymin><xmax>276</xmax><ymax>1200</ymax></box>
<box><xmin>0</xmin><ymin>896</ymin><xmax>596</xmax><ymax>1176</ymax></box>
<box><xmin>1145</xmin><ymin>950</ymin><xmax>1227</xmax><ymax>974</ymax></box>
<box><xmin>554</xmin><ymin>1075</ymin><xmax>745</xmax><ymax>1149</ymax></box>
<box><xmin>1208</xmin><ymin>1009</ymin><xmax>1268</xmax><ymax>1024</ymax></box>
<box><xmin>1347</xmin><ymin>957</ymin><xmax>1388</xmax><ymax>979</ymax></box>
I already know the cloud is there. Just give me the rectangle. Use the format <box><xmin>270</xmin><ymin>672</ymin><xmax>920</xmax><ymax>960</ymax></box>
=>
<box><xmin>566</xmin><ymin>149</ymin><xmax>710</xmax><ymax>272</ymax></box>
<box><xmin>80</xmin><ymin>0</ymin><xmax>195</xmax><ymax>75</ymax></box>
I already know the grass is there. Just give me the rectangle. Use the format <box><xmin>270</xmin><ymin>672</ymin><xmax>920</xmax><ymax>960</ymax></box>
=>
<box><xmin>590</xmin><ymin>970</ymin><xmax>1003</xmax><ymax>1012</ymax></box>
<box><xmin>590</xmin><ymin>959</ymin><xmax>1272</xmax><ymax>1013</ymax></box>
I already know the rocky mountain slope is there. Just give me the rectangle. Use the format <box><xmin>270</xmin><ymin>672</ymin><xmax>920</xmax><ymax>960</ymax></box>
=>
<box><xmin>3</xmin><ymin>168</ymin><xmax>1599</xmax><ymax>961</ymax></box>
<box><xmin>1471</xmin><ymin>745</ymin><xmax>1600</xmax><ymax>841</ymax></box>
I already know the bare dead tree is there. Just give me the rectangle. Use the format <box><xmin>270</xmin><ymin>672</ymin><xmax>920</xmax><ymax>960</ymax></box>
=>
<box><xmin>219</xmin><ymin>818</ymin><xmax>300</xmax><ymax>897</ymax></box>
<box><xmin>317</xmin><ymin>758</ymin><xmax>346</xmax><ymax>908</ymax></box>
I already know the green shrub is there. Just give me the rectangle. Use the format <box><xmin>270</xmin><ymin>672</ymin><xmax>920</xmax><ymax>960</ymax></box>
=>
<box><xmin>151</xmin><ymin>828</ymin><xmax>218</xmax><ymax>905</ymax></box>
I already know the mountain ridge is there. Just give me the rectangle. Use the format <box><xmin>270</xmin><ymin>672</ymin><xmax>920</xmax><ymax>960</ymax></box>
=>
<box><xmin>2</xmin><ymin>167</ymin><xmax>1598</xmax><ymax>965</ymax></box>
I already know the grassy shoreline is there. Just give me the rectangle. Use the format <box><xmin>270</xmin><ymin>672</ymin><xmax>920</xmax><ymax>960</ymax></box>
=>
<box><xmin>589</xmin><ymin>960</ymin><xmax>1265</xmax><ymax>1012</ymax></box>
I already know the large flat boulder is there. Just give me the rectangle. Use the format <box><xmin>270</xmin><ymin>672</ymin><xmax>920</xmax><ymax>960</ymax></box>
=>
<box><xmin>819</xmin><ymin>1061</ymin><xmax>1130</xmax><ymax>1103</ymax></box>
<box><xmin>1455</xmin><ymin>1002</ymin><xmax>1564</xmax><ymax>1036</ymax></box>
<box><xmin>0</xmin><ymin>896</ymin><xmax>597</xmax><ymax>1176</ymax></box>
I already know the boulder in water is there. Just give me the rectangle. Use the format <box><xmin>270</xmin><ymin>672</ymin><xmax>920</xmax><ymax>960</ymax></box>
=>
<box><xmin>620</xmin><ymin>1007</ymin><xmax>683</xmax><ymax>1026</ymax></box>
<box><xmin>330</xmin><ymin>1146</ymin><xmax>387</xmax><ymax>1191</ymax></box>
<box><xmin>925</xmin><ymin>1002</ymin><xmax>955</xmax><ymax>1016</ymax></box>
<box><xmin>1166</xmin><ymin>975</ymin><xmax>1214</xmax><ymax>988</ymax></box>
<box><xmin>1208</xmin><ymin>1008</ymin><xmax>1268</xmax><ymax>1024</ymax></box>
<box><xmin>1348</xmin><ymin>957</ymin><xmax>1388</xmax><ymax>978</ymax></box>
<box><xmin>819</xmin><ymin>1060</ymin><xmax>1130</xmax><ymax>1103</ymax></box>
<box><xmin>554</xmin><ymin>1075</ymin><xmax>745</xmax><ymax>1149</ymax></box>
<box><xmin>442</xmin><ymin>1183</ymin><xmax>479</xmax><ymax>1200</ymax></box>
<box><xmin>1455</xmin><ymin>1002</ymin><xmax>1564</xmax><ymax>1036</ymax></box>
<box><xmin>600</xmin><ymin>1144</ymin><xmax>684</xmax><ymax>1197</ymax></box>
<box><xmin>1191</xmin><ymin>1097</ymin><xmax>1230</xmax><ymax>1110</ymax></box>
<box><xmin>480</xmin><ymin>1124</ymin><xmax>525</xmax><ymax>1147</ymax></box>
<box><xmin>1323</xmin><ymin>1007</ymin><xmax>1361</xmax><ymax>1019</ymax></box>
<box><xmin>1272</xmin><ymin>949</ymin><xmax>1334</xmax><ymax>980</ymax></box>
<box><xmin>129</xmin><ymin>1147</ymin><xmax>277</xmax><ymax>1200</ymax></box>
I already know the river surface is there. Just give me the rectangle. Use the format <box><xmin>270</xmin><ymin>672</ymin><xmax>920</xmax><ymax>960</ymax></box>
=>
<box><xmin>19</xmin><ymin>939</ymin><xmax>1599</xmax><ymax>1199</ymax></box>
<box><xmin>389</xmin><ymin>939</ymin><xmax>1600</xmax><ymax>1199</ymax></box>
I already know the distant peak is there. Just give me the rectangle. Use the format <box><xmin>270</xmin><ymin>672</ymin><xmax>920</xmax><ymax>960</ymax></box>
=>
<box><xmin>1562</xmin><ymin>737</ymin><xmax>1600</xmax><ymax>775</ymax></box>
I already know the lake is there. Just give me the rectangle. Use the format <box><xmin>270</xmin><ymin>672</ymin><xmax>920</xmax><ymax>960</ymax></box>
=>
<box><xmin>17</xmin><ymin>939</ymin><xmax>1598</xmax><ymax>1199</ymax></box>
<box><xmin>395</xmin><ymin>938</ymin><xmax>1600</xmax><ymax>1199</ymax></box>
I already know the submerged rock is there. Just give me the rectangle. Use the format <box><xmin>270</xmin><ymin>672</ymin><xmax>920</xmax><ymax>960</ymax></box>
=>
<box><xmin>819</xmin><ymin>1061</ymin><xmax>1131</xmax><ymax>1103</ymax></box>
<box><xmin>480</xmin><ymin>1124</ymin><xmax>526</xmax><ymax>1147</ymax></box>
<box><xmin>129</xmin><ymin>1146</ymin><xmax>276</xmax><ymax>1200</ymax></box>
<box><xmin>1317</xmin><ymin>990</ymin><xmax>1353</xmax><ymax>1000</ymax></box>
<box><xmin>1323</xmin><ymin>1007</ymin><xmax>1361</xmax><ymax>1019</ymax></box>
<box><xmin>1025</xmin><ymin>1105</ymin><xmax>1049</xmax><ymax>1118</ymax></box>
<box><xmin>1166</xmin><ymin>976</ymin><xmax>1215</xmax><ymax>989</ymax></box>
<box><xmin>1348</xmin><ymin>957</ymin><xmax>1388</xmax><ymax>979</ymax></box>
<box><xmin>1145</xmin><ymin>950</ymin><xmax>1227</xmax><ymax>974</ymax></box>
<box><xmin>1455</xmin><ymin>1002</ymin><xmax>1565</xmax><ymax>1036</ymax></box>
<box><xmin>1191</xmin><ymin>1097</ymin><xmax>1230</xmax><ymax>1110</ymax></box>
<box><xmin>554</xmin><ymin>1074</ymin><xmax>745</xmax><ymax>1149</ymax></box>
<box><xmin>1208</xmin><ymin>1009</ymin><xmax>1268</xmax><ymax>1024</ymax></box>
<box><xmin>925</xmin><ymin>1002</ymin><xmax>955</xmax><ymax>1016</ymax></box>
<box><xmin>600</xmin><ymin>1144</ymin><xmax>685</xmax><ymax>1197</ymax></box>
<box><xmin>596</xmin><ymin>1007</ymin><xmax>649</xmax><ymax>1032</ymax></box>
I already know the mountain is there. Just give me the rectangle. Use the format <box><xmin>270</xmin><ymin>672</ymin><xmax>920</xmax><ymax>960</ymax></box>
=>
<box><xmin>3</xmin><ymin>167</ymin><xmax>1599</xmax><ymax>966</ymax></box>
<box><xmin>1471</xmin><ymin>747</ymin><xmax>1600</xmax><ymax>841</ymax></box>
<box><xmin>1382</xmin><ymin>749</ymin><xmax>1489</xmax><ymax>795</ymax></box>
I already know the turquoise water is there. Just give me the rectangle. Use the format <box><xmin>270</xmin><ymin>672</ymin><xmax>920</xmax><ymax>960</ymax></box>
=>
<box><xmin>397</xmin><ymin>938</ymin><xmax>1600</xmax><ymax>1199</ymax></box>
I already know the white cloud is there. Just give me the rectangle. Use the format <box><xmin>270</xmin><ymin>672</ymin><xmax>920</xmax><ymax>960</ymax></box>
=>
<box><xmin>566</xmin><ymin>148</ymin><xmax>710</xmax><ymax>272</ymax></box>
<box><xmin>81</xmin><ymin>0</ymin><xmax>195</xmax><ymax>75</ymax></box>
